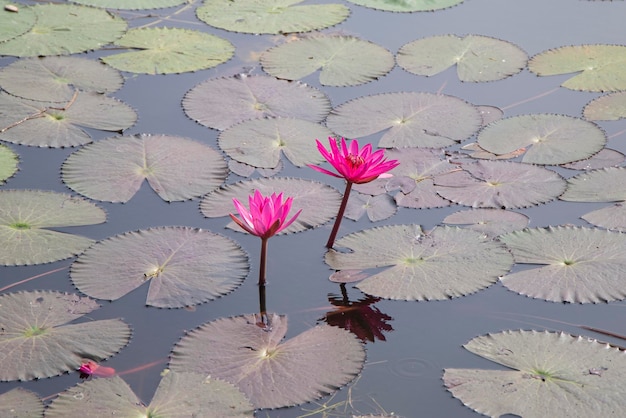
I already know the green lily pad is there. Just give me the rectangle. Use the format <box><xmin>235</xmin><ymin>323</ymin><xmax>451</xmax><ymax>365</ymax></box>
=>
<box><xmin>0</xmin><ymin>4</ymin><xmax>127</xmax><ymax>57</ymax></box>
<box><xmin>325</xmin><ymin>92</ymin><xmax>482</xmax><ymax>148</ymax></box>
<box><xmin>45</xmin><ymin>372</ymin><xmax>254</xmax><ymax>417</ymax></box>
<box><xmin>183</xmin><ymin>75</ymin><xmax>331</xmax><ymax>130</ymax></box>
<box><xmin>200</xmin><ymin>177</ymin><xmax>341</xmax><ymax>234</ymax></box>
<box><xmin>443</xmin><ymin>208</ymin><xmax>529</xmax><ymax>237</ymax></box>
<box><xmin>499</xmin><ymin>226</ymin><xmax>626</xmax><ymax>303</ymax></box>
<box><xmin>0</xmin><ymin>57</ymin><xmax>123</xmax><ymax>102</ymax></box>
<box><xmin>197</xmin><ymin>0</ymin><xmax>350</xmax><ymax>34</ymax></box>
<box><xmin>397</xmin><ymin>34</ymin><xmax>527</xmax><ymax>82</ymax></box>
<box><xmin>70</xmin><ymin>0</ymin><xmax>186</xmax><ymax>10</ymax></box>
<box><xmin>0</xmin><ymin>91</ymin><xmax>137</xmax><ymax>148</ymax></box>
<box><xmin>260</xmin><ymin>35</ymin><xmax>394</xmax><ymax>86</ymax></box>
<box><xmin>62</xmin><ymin>134</ymin><xmax>227</xmax><ymax>203</ymax></box>
<box><xmin>0</xmin><ymin>388</ymin><xmax>43</xmax><ymax>417</ymax></box>
<box><xmin>0</xmin><ymin>290</ymin><xmax>130</xmax><ymax>381</ymax></box>
<box><xmin>0</xmin><ymin>144</ymin><xmax>18</xmax><ymax>184</ymax></box>
<box><xmin>102</xmin><ymin>27</ymin><xmax>235</xmax><ymax>74</ymax></box>
<box><xmin>218</xmin><ymin>118</ymin><xmax>333</xmax><ymax>168</ymax></box>
<box><xmin>584</xmin><ymin>91</ymin><xmax>626</xmax><ymax>121</ymax></box>
<box><xmin>528</xmin><ymin>44</ymin><xmax>626</xmax><ymax>92</ymax></box>
<box><xmin>444</xmin><ymin>330</ymin><xmax>626</xmax><ymax>418</ymax></box>
<box><xmin>477</xmin><ymin>114</ymin><xmax>606</xmax><ymax>165</ymax></box>
<box><xmin>170</xmin><ymin>313</ymin><xmax>365</xmax><ymax>409</ymax></box>
<box><xmin>0</xmin><ymin>0</ymin><xmax>36</xmax><ymax>43</ymax></box>
<box><xmin>71</xmin><ymin>227</ymin><xmax>249</xmax><ymax>308</ymax></box>
<box><xmin>325</xmin><ymin>225</ymin><xmax>514</xmax><ymax>301</ymax></box>
<box><xmin>346</xmin><ymin>0</ymin><xmax>464</xmax><ymax>12</ymax></box>
<box><xmin>0</xmin><ymin>190</ymin><xmax>106</xmax><ymax>266</ymax></box>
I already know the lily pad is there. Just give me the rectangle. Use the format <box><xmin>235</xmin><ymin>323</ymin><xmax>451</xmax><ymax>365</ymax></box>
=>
<box><xmin>0</xmin><ymin>290</ymin><xmax>130</xmax><ymax>381</ymax></box>
<box><xmin>183</xmin><ymin>75</ymin><xmax>331</xmax><ymax>130</ymax></box>
<box><xmin>476</xmin><ymin>114</ymin><xmax>606</xmax><ymax>165</ymax></box>
<box><xmin>71</xmin><ymin>227</ymin><xmax>249</xmax><ymax>308</ymax></box>
<box><xmin>560</xmin><ymin>166</ymin><xmax>626</xmax><ymax>203</ymax></box>
<box><xmin>260</xmin><ymin>35</ymin><xmax>394</xmax><ymax>86</ymax></box>
<box><xmin>435</xmin><ymin>160</ymin><xmax>566</xmax><ymax>209</ymax></box>
<box><xmin>499</xmin><ymin>226</ymin><xmax>626</xmax><ymax>303</ymax></box>
<box><xmin>70</xmin><ymin>0</ymin><xmax>187</xmax><ymax>10</ymax></box>
<box><xmin>169</xmin><ymin>313</ymin><xmax>365</xmax><ymax>409</ymax></box>
<box><xmin>0</xmin><ymin>4</ymin><xmax>127</xmax><ymax>57</ymax></box>
<box><xmin>0</xmin><ymin>388</ymin><xmax>43</xmax><ymax>417</ymax></box>
<box><xmin>62</xmin><ymin>134</ymin><xmax>228</xmax><ymax>203</ymax></box>
<box><xmin>528</xmin><ymin>44</ymin><xmax>626</xmax><ymax>92</ymax></box>
<box><xmin>0</xmin><ymin>0</ymin><xmax>36</xmax><ymax>43</ymax></box>
<box><xmin>197</xmin><ymin>0</ymin><xmax>350</xmax><ymax>34</ymax></box>
<box><xmin>584</xmin><ymin>91</ymin><xmax>626</xmax><ymax>120</ymax></box>
<box><xmin>0</xmin><ymin>91</ymin><xmax>137</xmax><ymax>148</ymax></box>
<box><xmin>325</xmin><ymin>225</ymin><xmax>514</xmax><ymax>301</ymax></box>
<box><xmin>461</xmin><ymin>141</ymin><xmax>528</xmax><ymax>160</ymax></box>
<box><xmin>45</xmin><ymin>372</ymin><xmax>254</xmax><ymax>417</ymax></box>
<box><xmin>345</xmin><ymin>191</ymin><xmax>397</xmax><ymax>221</ymax></box>
<box><xmin>218</xmin><ymin>118</ymin><xmax>333</xmax><ymax>168</ymax></box>
<box><xmin>561</xmin><ymin>148</ymin><xmax>625</xmax><ymax>170</ymax></box>
<box><xmin>0</xmin><ymin>57</ymin><xmax>124</xmax><ymax>102</ymax></box>
<box><xmin>229</xmin><ymin>158</ymin><xmax>284</xmax><ymax>178</ymax></box>
<box><xmin>325</xmin><ymin>92</ymin><xmax>482</xmax><ymax>148</ymax></box>
<box><xmin>102</xmin><ymin>27</ymin><xmax>235</xmax><ymax>74</ymax></box>
<box><xmin>346</xmin><ymin>0</ymin><xmax>464</xmax><ymax>12</ymax></box>
<box><xmin>0</xmin><ymin>144</ymin><xmax>18</xmax><ymax>184</ymax></box>
<box><xmin>580</xmin><ymin>204</ymin><xmax>626</xmax><ymax>231</ymax></box>
<box><xmin>0</xmin><ymin>190</ymin><xmax>105</xmax><ymax>266</ymax></box>
<box><xmin>444</xmin><ymin>330</ymin><xmax>626</xmax><ymax>418</ymax></box>
<box><xmin>443</xmin><ymin>208</ymin><xmax>529</xmax><ymax>237</ymax></box>
<box><xmin>397</xmin><ymin>35</ymin><xmax>527</xmax><ymax>82</ymax></box>
<box><xmin>201</xmin><ymin>177</ymin><xmax>341</xmax><ymax>234</ymax></box>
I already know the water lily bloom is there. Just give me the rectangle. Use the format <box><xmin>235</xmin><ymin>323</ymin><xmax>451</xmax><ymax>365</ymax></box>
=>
<box><xmin>309</xmin><ymin>137</ymin><xmax>399</xmax><ymax>248</ymax></box>
<box><xmin>78</xmin><ymin>360</ymin><xmax>116</xmax><ymax>378</ymax></box>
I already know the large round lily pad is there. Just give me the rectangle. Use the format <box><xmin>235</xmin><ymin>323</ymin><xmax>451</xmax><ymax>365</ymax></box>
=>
<box><xmin>0</xmin><ymin>291</ymin><xmax>131</xmax><ymax>381</ymax></box>
<box><xmin>170</xmin><ymin>313</ymin><xmax>365</xmax><ymax>409</ymax></box>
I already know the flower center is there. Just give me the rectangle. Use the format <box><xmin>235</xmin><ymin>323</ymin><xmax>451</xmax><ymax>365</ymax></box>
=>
<box><xmin>346</xmin><ymin>154</ymin><xmax>365</xmax><ymax>168</ymax></box>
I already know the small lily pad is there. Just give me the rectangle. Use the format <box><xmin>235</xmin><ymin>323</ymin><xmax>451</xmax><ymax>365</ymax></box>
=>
<box><xmin>561</xmin><ymin>148</ymin><xmax>625</xmax><ymax>170</ymax></box>
<box><xmin>0</xmin><ymin>388</ymin><xmax>43</xmax><ymax>417</ymax></box>
<box><xmin>0</xmin><ymin>144</ymin><xmax>18</xmax><ymax>184</ymax></box>
<box><xmin>443</xmin><ymin>208</ymin><xmax>529</xmax><ymax>237</ymax></box>
<box><xmin>346</xmin><ymin>0</ymin><xmax>464</xmax><ymax>12</ymax></box>
<box><xmin>345</xmin><ymin>191</ymin><xmax>397</xmax><ymax>222</ymax></box>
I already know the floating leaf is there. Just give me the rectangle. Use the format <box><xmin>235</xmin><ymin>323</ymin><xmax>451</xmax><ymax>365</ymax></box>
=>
<box><xmin>0</xmin><ymin>290</ymin><xmax>130</xmax><ymax>381</ymax></box>
<box><xmin>46</xmin><ymin>372</ymin><xmax>254</xmax><ymax>418</ymax></box>
<box><xmin>346</xmin><ymin>0</ymin><xmax>464</xmax><ymax>12</ymax></box>
<box><xmin>71</xmin><ymin>227</ymin><xmax>249</xmax><ymax>308</ymax></box>
<box><xmin>102</xmin><ymin>27</ymin><xmax>234</xmax><ymax>74</ymax></box>
<box><xmin>0</xmin><ymin>4</ymin><xmax>127</xmax><ymax>57</ymax></box>
<box><xmin>0</xmin><ymin>388</ymin><xmax>43</xmax><ymax>417</ymax></box>
<box><xmin>201</xmin><ymin>177</ymin><xmax>341</xmax><ymax>234</ymax></box>
<box><xmin>345</xmin><ymin>191</ymin><xmax>397</xmax><ymax>221</ymax></box>
<box><xmin>461</xmin><ymin>141</ymin><xmax>528</xmax><ymax>160</ymax></box>
<box><xmin>0</xmin><ymin>57</ymin><xmax>123</xmax><ymax>102</ymax></box>
<box><xmin>477</xmin><ymin>114</ymin><xmax>606</xmax><ymax>165</ymax></box>
<box><xmin>326</xmin><ymin>225</ymin><xmax>514</xmax><ymax>301</ymax></box>
<box><xmin>218</xmin><ymin>118</ymin><xmax>332</xmax><ymax>168</ymax></box>
<box><xmin>62</xmin><ymin>134</ymin><xmax>227</xmax><ymax>203</ymax></box>
<box><xmin>170</xmin><ymin>313</ymin><xmax>365</xmax><ymax>409</ymax></box>
<box><xmin>580</xmin><ymin>204</ymin><xmax>626</xmax><ymax>231</ymax></box>
<box><xmin>0</xmin><ymin>0</ymin><xmax>36</xmax><ymax>43</ymax></box>
<box><xmin>435</xmin><ymin>160</ymin><xmax>566</xmax><ymax>209</ymax></box>
<box><xmin>560</xmin><ymin>166</ymin><xmax>626</xmax><ymax>203</ymax></box>
<box><xmin>0</xmin><ymin>144</ymin><xmax>18</xmax><ymax>184</ymax></box>
<box><xmin>326</xmin><ymin>92</ymin><xmax>482</xmax><ymax>148</ymax></box>
<box><xmin>397</xmin><ymin>35</ymin><xmax>527</xmax><ymax>82</ymax></box>
<box><xmin>0</xmin><ymin>91</ymin><xmax>137</xmax><ymax>148</ymax></box>
<box><xmin>183</xmin><ymin>75</ymin><xmax>331</xmax><ymax>130</ymax></box>
<box><xmin>443</xmin><ymin>208</ymin><xmax>529</xmax><ymax>237</ymax></box>
<box><xmin>197</xmin><ymin>0</ymin><xmax>350</xmax><ymax>34</ymax></box>
<box><xmin>261</xmin><ymin>35</ymin><xmax>394</xmax><ymax>86</ymax></box>
<box><xmin>528</xmin><ymin>44</ymin><xmax>626</xmax><ymax>92</ymax></box>
<box><xmin>71</xmin><ymin>0</ymin><xmax>186</xmax><ymax>10</ymax></box>
<box><xmin>584</xmin><ymin>91</ymin><xmax>626</xmax><ymax>120</ymax></box>
<box><xmin>229</xmin><ymin>158</ymin><xmax>283</xmax><ymax>178</ymax></box>
<box><xmin>444</xmin><ymin>330</ymin><xmax>626</xmax><ymax>418</ymax></box>
<box><xmin>0</xmin><ymin>190</ymin><xmax>105</xmax><ymax>266</ymax></box>
<box><xmin>561</xmin><ymin>148</ymin><xmax>625</xmax><ymax>170</ymax></box>
<box><xmin>499</xmin><ymin>226</ymin><xmax>626</xmax><ymax>303</ymax></box>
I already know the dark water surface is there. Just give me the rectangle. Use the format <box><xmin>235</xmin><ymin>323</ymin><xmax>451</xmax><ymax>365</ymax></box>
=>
<box><xmin>2</xmin><ymin>0</ymin><xmax>626</xmax><ymax>417</ymax></box>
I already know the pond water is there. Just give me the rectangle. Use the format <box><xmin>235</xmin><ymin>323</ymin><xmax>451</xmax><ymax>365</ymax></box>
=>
<box><xmin>2</xmin><ymin>0</ymin><xmax>626</xmax><ymax>417</ymax></box>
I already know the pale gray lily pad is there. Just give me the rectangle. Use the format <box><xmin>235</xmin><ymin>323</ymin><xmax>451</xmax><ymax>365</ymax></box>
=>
<box><xmin>477</xmin><ymin>105</ymin><xmax>504</xmax><ymax>126</ymax></box>
<box><xmin>528</xmin><ymin>44</ymin><xmax>626</xmax><ymax>92</ymax></box>
<box><xmin>581</xmin><ymin>204</ymin><xmax>626</xmax><ymax>231</ymax></box>
<box><xmin>461</xmin><ymin>141</ymin><xmax>528</xmax><ymax>160</ymax></box>
<box><xmin>71</xmin><ymin>227</ymin><xmax>248</xmax><ymax>308</ymax></box>
<box><xmin>0</xmin><ymin>91</ymin><xmax>137</xmax><ymax>148</ymax></box>
<box><xmin>70</xmin><ymin>0</ymin><xmax>186</xmax><ymax>10</ymax></box>
<box><xmin>345</xmin><ymin>191</ymin><xmax>397</xmax><ymax>222</ymax></box>
<box><xmin>45</xmin><ymin>372</ymin><xmax>254</xmax><ymax>418</ymax></box>
<box><xmin>0</xmin><ymin>57</ymin><xmax>123</xmax><ymax>102</ymax></box>
<box><xmin>346</xmin><ymin>0</ymin><xmax>463</xmax><ymax>12</ymax></box>
<box><xmin>62</xmin><ymin>134</ymin><xmax>227</xmax><ymax>203</ymax></box>
<box><xmin>499</xmin><ymin>226</ymin><xmax>626</xmax><ymax>303</ymax></box>
<box><xmin>560</xmin><ymin>166</ymin><xmax>626</xmax><ymax>203</ymax></box>
<box><xmin>326</xmin><ymin>225</ymin><xmax>514</xmax><ymax>301</ymax></box>
<box><xmin>0</xmin><ymin>190</ymin><xmax>105</xmax><ymax>266</ymax></box>
<box><xmin>0</xmin><ymin>4</ymin><xmax>127</xmax><ymax>57</ymax></box>
<box><xmin>326</xmin><ymin>92</ymin><xmax>482</xmax><ymax>148</ymax></box>
<box><xmin>197</xmin><ymin>0</ymin><xmax>350</xmax><ymax>34</ymax></box>
<box><xmin>229</xmin><ymin>158</ymin><xmax>283</xmax><ymax>178</ymax></box>
<box><xmin>444</xmin><ymin>330</ymin><xmax>626</xmax><ymax>418</ymax></box>
<box><xmin>561</xmin><ymin>148</ymin><xmax>625</xmax><ymax>170</ymax></box>
<box><xmin>584</xmin><ymin>91</ymin><xmax>626</xmax><ymax>121</ymax></box>
<box><xmin>201</xmin><ymin>177</ymin><xmax>341</xmax><ymax>234</ymax></box>
<box><xmin>397</xmin><ymin>35</ymin><xmax>527</xmax><ymax>82</ymax></box>
<box><xmin>218</xmin><ymin>118</ymin><xmax>332</xmax><ymax>168</ymax></box>
<box><xmin>0</xmin><ymin>0</ymin><xmax>36</xmax><ymax>43</ymax></box>
<box><xmin>0</xmin><ymin>144</ymin><xmax>18</xmax><ymax>184</ymax></box>
<box><xmin>183</xmin><ymin>75</ymin><xmax>331</xmax><ymax>130</ymax></box>
<box><xmin>102</xmin><ymin>27</ymin><xmax>235</xmax><ymax>75</ymax></box>
<box><xmin>260</xmin><ymin>35</ymin><xmax>394</xmax><ymax>86</ymax></box>
<box><xmin>443</xmin><ymin>208</ymin><xmax>529</xmax><ymax>237</ymax></box>
<box><xmin>0</xmin><ymin>388</ymin><xmax>43</xmax><ymax>417</ymax></box>
<box><xmin>435</xmin><ymin>160</ymin><xmax>566</xmax><ymax>209</ymax></box>
<box><xmin>170</xmin><ymin>313</ymin><xmax>365</xmax><ymax>409</ymax></box>
<box><xmin>476</xmin><ymin>114</ymin><xmax>606</xmax><ymax>165</ymax></box>
<box><xmin>0</xmin><ymin>290</ymin><xmax>130</xmax><ymax>381</ymax></box>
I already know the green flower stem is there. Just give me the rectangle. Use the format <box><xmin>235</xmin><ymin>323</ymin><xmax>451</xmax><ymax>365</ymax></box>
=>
<box><xmin>326</xmin><ymin>181</ymin><xmax>353</xmax><ymax>248</ymax></box>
